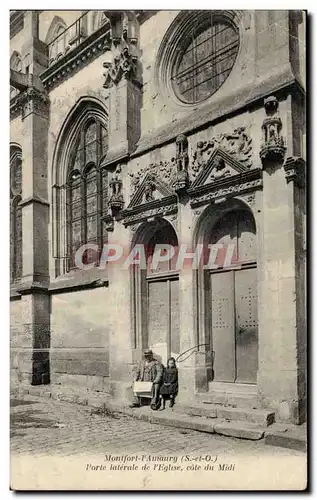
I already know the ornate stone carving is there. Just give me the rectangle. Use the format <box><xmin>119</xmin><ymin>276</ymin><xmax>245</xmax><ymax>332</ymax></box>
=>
<box><xmin>190</xmin><ymin>179</ymin><xmax>262</xmax><ymax>207</ymax></box>
<box><xmin>108</xmin><ymin>164</ymin><xmax>124</xmax><ymax>215</ymax></box>
<box><xmin>209</xmin><ymin>157</ymin><xmax>231</xmax><ymax>181</ymax></box>
<box><xmin>173</xmin><ymin>134</ymin><xmax>190</xmax><ymax>194</ymax></box>
<box><xmin>123</xmin><ymin>203</ymin><xmax>177</xmax><ymax>226</ymax></box>
<box><xmin>260</xmin><ymin>96</ymin><xmax>286</xmax><ymax>165</ymax></box>
<box><xmin>103</xmin><ymin>47</ymin><xmax>138</xmax><ymax>88</ymax></box>
<box><xmin>191</xmin><ymin>126</ymin><xmax>252</xmax><ymax>178</ymax></box>
<box><xmin>240</xmin><ymin>193</ymin><xmax>256</xmax><ymax>207</ymax></box>
<box><xmin>129</xmin><ymin>158</ymin><xmax>176</xmax><ymax>195</ymax></box>
<box><xmin>11</xmin><ymin>87</ymin><xmax>50</xmax><ymax>120</ymax></box>
<box><xmin>103</xmin><ymin>11</ymin><xmax>138</xmax><ymax>88</ymax></box>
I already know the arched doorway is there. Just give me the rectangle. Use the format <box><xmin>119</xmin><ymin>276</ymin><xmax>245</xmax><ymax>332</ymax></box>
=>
<box><xmin>196</xmin><ymin>202</ymin><xmax>258</xmax><ymax>385</ymax></box>
<box><xmin>132</xmin><ymin>218</ymin><xmax>180</xmax><ymax>365</ymax></box>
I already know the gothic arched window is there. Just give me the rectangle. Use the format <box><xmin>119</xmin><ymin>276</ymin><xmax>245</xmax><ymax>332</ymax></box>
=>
<box><xmin>66</xmin><ymin>118</ymin><xmax>108</xmax><ymax>271</ymax></box>
<box><xmin>10</xmin><ymin>146</ymin><xmax>23</xmax><ymax>282</ymax></box>
<box><xmin>46</xmin><ymin>18</ymin><xmax>68</xmax><ymax>65</ymax></box>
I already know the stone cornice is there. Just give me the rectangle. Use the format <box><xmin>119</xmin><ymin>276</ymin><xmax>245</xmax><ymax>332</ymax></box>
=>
<box><xmin>16</xmin><ymin>281</ymin><xmax>49</xmax><ymax>296</ymax></box>
<box><xmin>49</xmin><ymin>268</ymin><xmax>108</xmax><ymax>294</ymax></box>
<box><xmin>121</xmin><ymin>195</ymin><xmax>178</xmax><ymax>226</ymax></box>
<box><xmin>188</xmin><ymin>168</ymin><xmax>263</xmax><ymax>208</ymax></box>
<box><xmin>40</xmin><ymin>24</ymin><xmax>111</xmax><ymax>92</ymax></box>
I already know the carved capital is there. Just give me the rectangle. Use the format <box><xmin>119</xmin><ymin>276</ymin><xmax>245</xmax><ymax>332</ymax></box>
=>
<box><xmin>284</xmin><ymin>156</ymin><xmax>306</xmax><ymax>187</ymax></box>
<box><xmin>11</xmin><ymin>87</ymin><xmax>50</xmax><ymax>120</ymax></box>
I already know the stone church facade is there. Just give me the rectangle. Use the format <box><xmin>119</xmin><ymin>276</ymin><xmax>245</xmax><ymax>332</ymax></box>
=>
<box><xmin>10</xmin><ymin>10</ymin><xmax>306</xmax><ymax>424</ymax></box>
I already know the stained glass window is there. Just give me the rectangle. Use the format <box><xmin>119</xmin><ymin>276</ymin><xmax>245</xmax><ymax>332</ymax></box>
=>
<box><xmin>171</xmin><ymin>14</ymin><xmax>239</xmax><ymax>104</ymax></box>
<box><xmin>10</xmin><ymin>147</ymin><xmax>23</xmax><ymax>282</ymax></box>
<box><xmin>66</xmin><ymin>119</ymin><xmax>108</xmax><ymax>271</ymax></box>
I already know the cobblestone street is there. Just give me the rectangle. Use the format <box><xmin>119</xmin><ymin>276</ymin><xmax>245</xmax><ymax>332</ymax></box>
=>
<box><xmin>11</xmin><ymin>394</ymin><xmax>305</xmax><ymax>458</ymax></box>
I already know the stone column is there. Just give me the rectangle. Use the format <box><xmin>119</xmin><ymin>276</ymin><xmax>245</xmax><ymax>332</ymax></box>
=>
<box><xmin>177</xmin><ymin>200</ymin><xmax>210</xmax><ymax>403</ymax></box>
<box><xmin>101</xmin><ymin>11</ymin><xmax>141</xmax><ymax>403</ymax></box>
<box><xmin>106</xmin><ymin>221</ymin><xmax>134</xmax><ymax>403</ymax></box>
<box><xmin>257</xmin><ymin>95</ymin><xmax>306</xmax><ymax>424</ymax></box>
<box><xmin>17</xmin><ymin>11</ymin><xmax>51</xmax><ymax>385</ymax></box>
<box><xmin>103</xmin><ymin>10</ymin><xmax>140</xmax><ymax>165</ymax></box>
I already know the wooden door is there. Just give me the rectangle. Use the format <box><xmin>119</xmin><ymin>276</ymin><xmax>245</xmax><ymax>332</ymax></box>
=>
<box><xmin>147</xmin><ymin>277</ymin><xmax>179</xmax><ymax>364</ymax></box>
<box><xmin>210</xmin><ymin>267</ymin><xmax>258</xmax><ymax>384</ymax></box>
<box><xmin>234</xmin><ymin>267</ymin><xmax>258</xmax><ymax>383</ymax></box>
<box><xmin>210</xmin><ymin>271</ymin><xmax>235</xmax><ymax>382</ymax></box>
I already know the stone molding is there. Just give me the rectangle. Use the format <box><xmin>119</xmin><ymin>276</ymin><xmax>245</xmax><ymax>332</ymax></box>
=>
<box><xmin>49</xmin><ymin>268</ymin><xmax>109</xmax><ymax>294</ymax></box>
<box><xmin>284</xmin><ymin>156</ymin><xmax>306</xmax><ymax>187</ymax></box>
<box><xmin>10</xmin><ymin>87</ymin><xmax>49</xmax><ymax>121</ymax></box>
<box><xmin>122</xmin><ymin>196</ymin><xmax>178</xmax><ymax>226</ymax></box>
<box><xmin>188</xmin><ymin>169</ymin><xmax>262</xmax><ymax>208</ymax></box>
<box><xmin>19</xmin><ymin>195</ymin><xmax>50</xmax><ymax>208</ymax></box>
<box><xmin>40</xmin><ymin>24</ymin><xmax>111</xmax><ymax>91</ymax></box>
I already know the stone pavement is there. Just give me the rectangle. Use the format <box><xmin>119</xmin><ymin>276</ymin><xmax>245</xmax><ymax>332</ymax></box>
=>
<box><xmin>11</xmin><ymin>394</ymin><xmax>306</xmax><ymax>458</ymax></box>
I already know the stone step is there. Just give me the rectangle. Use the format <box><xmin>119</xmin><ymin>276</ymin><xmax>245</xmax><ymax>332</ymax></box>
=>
<box><xmin>215</xmin><ymin>406</ymin><xmax>274</xmax><ymax>426</ymax></box>
<box><xmin>197</xmin><ymin>390</ymin><xmax>258</xmax><ymax>409</ymax></box>
<box><xmin>173</xmin><ymin>403</ymin><xmax>217</xmax><ymax>419</ymax></box>
<box><xmin>174</xmin><ymin>402</ymin><xmax>274</xmax><ymax>426</ymax></box>
<box><xmin>118</xmin><ymin>407</ymin><xmax>266</xmax><ymax>440</ymax></box>
<box><xmin>265</xmin><ymin>426</ymin><xmax>307</xmax><ymax>452</ymax></box>
<box><xmin>213</xmin><ymin>421</ymin><xmax>265</xmax><ymax>440</ymax></box>
<box><xmin>129</xmin><ymin>408</ymin><xmax>266</xmax><ymax>441</ymax></box>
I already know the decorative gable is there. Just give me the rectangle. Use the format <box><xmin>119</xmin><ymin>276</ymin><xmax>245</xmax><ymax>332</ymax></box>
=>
<box><xmin>191</xmin><ymin>147</ymin><xmax>249</xmax><ymax>189</ymax></box>
<box><xmin>127</xmin><ymin>171</ymin><xmax>175</xmax><ymax>209</ymax></box>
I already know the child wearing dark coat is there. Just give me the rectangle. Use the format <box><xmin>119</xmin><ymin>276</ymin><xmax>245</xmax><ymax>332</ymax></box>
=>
<box><xmin>159</xmin><ymin>357</ymin><xmax>178</xmax><ymax>409</ymax></box>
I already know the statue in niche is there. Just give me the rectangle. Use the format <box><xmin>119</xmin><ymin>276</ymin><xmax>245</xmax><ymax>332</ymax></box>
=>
<box><xmin>108</xmin><ymin>164</ymin><xmax>124</xmax><ymax>214</ymax></box>
<box><xmin>260</xmin><ymin>95</ymin><xmax>286</xmax><ymax>164</ymax></box>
